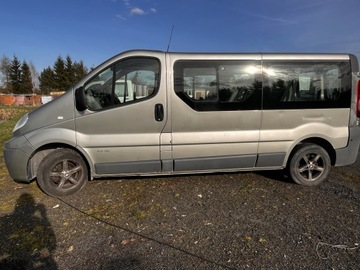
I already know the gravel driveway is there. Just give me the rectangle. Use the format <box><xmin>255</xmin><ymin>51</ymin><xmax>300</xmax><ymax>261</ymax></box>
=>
<box><xmin>1</xmin><ymin>152</ymin><xmax>359</xmax><ymax>269</ymax></box>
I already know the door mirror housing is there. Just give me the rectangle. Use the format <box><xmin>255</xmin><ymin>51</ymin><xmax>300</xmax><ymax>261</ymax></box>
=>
<box><xmin>75</xmin><ymin>87</ymin><xmax>87</xmax><ymax>111</ymax></box>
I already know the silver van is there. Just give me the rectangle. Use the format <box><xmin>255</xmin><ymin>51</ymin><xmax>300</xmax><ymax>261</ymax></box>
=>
<box><xmin>4</xmin><ymin>50</ymin><xmax>360</xmax><ymax>197</ymax></box>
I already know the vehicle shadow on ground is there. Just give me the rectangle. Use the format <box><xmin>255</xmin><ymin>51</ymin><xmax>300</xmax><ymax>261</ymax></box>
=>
<box><xmin>0</xmin><ymin>193</ymin><xmax>58</xmax><ymax>270</ymax></box>
<box><xmin>89</xmin><ymin>169</ymin><xmax>295</xmax><ymax>186</ymax></box>
<box><xmin>255</xmin><ymin>169</ymin><xmax>294</xmax><ymax>184</ymax></box>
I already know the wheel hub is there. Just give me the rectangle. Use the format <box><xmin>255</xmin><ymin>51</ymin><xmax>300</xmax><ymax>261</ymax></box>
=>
<box><xmin>308</xmin><ymin>162</ymin><xmax>315</xmax><ymax>170</ymax></box>
<box><xmin>62</xmin><ymin>170</ymin><xmax>71</xmax><ymax>179</ymax></box>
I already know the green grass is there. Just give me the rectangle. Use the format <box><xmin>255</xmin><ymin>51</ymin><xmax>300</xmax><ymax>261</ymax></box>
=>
<box><xmin>0</xmin><ymin>106</ymin><xmax>35</xmax><ymax>175</ymax></box>
<box><xmin>0</xmin><ymin>106</ymin><xmax>35</xmax><ymax>147</ymax></box>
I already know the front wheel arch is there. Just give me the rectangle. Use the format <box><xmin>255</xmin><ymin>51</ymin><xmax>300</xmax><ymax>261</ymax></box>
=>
<box><xmin>29</xmin><ymin>144</ymin><xmax>91</xmax><ymax>180</ymax></box>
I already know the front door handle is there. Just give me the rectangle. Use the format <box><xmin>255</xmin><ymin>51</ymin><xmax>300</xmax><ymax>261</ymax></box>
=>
<box><xmin>155</xmin><ymin>103</ymin><xmax>164</xmax><ymax>122</ymax></box>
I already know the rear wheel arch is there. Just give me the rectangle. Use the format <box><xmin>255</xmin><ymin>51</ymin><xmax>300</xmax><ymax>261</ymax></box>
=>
<box><xmin>287</xmin><ymin>137</ymin><xmax>336</xmax><ymax>167</ymax></box>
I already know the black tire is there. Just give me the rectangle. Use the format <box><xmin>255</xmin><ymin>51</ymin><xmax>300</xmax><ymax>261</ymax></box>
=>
<box><xmin>37</xmin><ymin>148</ymin><xmax>88</xmax><ymax>197</ymax></box>
<box><xmin>288</xmin><ymin>144</ymin><xmax>331</xmax><ymax>186</ymax></box>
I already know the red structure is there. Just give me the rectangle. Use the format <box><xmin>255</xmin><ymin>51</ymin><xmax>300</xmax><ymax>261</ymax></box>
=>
<box><xmin>0</xmin><ymin>94</ymin><xmax>54</xmax><ymax>106</ymax></box>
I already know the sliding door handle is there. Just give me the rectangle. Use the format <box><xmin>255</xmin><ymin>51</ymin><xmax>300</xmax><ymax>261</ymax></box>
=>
<box><xmin>155</xmin><ymin>103</ymin><xmax>164</xmax><ymax>122</ymax></box>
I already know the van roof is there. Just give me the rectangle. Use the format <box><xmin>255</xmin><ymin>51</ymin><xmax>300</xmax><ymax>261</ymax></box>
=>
<box><xmin>120</xmin><ymin>49</ymin><xmax>353</xmax><ymax>61</ymax></box>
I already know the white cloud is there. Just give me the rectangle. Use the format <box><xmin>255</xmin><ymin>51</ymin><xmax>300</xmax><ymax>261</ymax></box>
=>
<box><xmin>115</xmin><ymin>0</ymin><xmax>157</xmax><ymax>19</ymax></box>
<box><xmin>130</xmin><ymin>7</ymin><xmax>146</xmax><ymax>15</ymax></box>
<box><xmin>246</xmin><ymin>12</ymin><xmax>296</xmax><ymax>25</ymax></box>
<box><xmin>116</xmin><ymin>14</ymin><xmax>127</xmax><ymax>20</ymax></box>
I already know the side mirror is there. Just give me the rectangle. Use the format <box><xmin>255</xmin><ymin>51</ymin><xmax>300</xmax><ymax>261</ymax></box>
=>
<box><xmin>75</xmin><ymin>87</ymin><xmax>87</xmax><ymax>111</ymax></box>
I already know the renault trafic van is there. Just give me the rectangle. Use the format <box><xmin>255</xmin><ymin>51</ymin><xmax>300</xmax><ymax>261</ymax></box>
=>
<box><xmin>4</xmin><ymin>50</ymin><xmax>360</xmax><ymax>197</ymax></box>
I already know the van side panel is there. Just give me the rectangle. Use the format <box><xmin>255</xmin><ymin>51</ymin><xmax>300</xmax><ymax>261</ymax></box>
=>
<box><xmin>169</xmin><ymin>54</ymin><xmax>356</xmax><ymax>173</ymax></box>
<box><xmin>75</xmin><ymin>53</ymin><xmax>167</xmax><ymax>176</ymax></box>
<box><xmin>171</xmin><ymin>106</ymin><xmax>261</xmax><ymax>170</ymax></box>
<box><xmin>259</xmin><ymin>57</ymin><xmax>353</xmax><ymax>167</ymax></box>
<box><xmin>258</xmin><ymin>109</ymin><xmax>350</xmax><ymax>167</ymax></box>
<box><xmin>170</xmin><ymin>56</ymin><xmax>262</xmax><ymax>172</ymax></box>
<box><xmin>171</xmin><ymin>109</ymin><xmax>261</xmax><ymax>171</ymax></box>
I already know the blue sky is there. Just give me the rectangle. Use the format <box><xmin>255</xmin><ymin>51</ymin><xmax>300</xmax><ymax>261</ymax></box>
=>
<box><xmin>1</xmin><ymin>0</ymin><xmax>360</xmax><ymax>72</ymax></box>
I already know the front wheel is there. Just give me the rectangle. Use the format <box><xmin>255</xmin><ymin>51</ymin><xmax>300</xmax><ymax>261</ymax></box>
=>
<box><xmin>37</xmin><ymin>148</ymin><xmax>88</xmax><ymax>197</ymax></box>
<box><xmin>288</xmin><ymin>144</ymin><xmax>331</xmax><ymax>186</ymax></box>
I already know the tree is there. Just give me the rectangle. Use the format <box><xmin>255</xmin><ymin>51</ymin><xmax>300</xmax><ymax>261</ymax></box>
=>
<box><xmin>9</xmin><ymin>58</ymin><xmax>35</xmax><ymax>94</ymax></box>
<box><xmin>0</xmin><ymin>55</ymin><xmax>12</xmax><ymax>93</ymax></box>
<box><xmin>39</xmin><ymin>55</ymin><xmax>88</xmax><ymax>93</ymax></box>
<box><xmin>10</xmin><ymin>56</ymin><xmax>21</xmax><ymax>94</ymax></box>
<box><xmin>65</xmin><ymin>55</ymin><xmax>75</xmax><ymax>90</ymax></box>
<box><xmin>73</xmin><ymin>61</ymin><xmax>88</xmax><ymax>82</ymax></box>
<box><xmin>2</xmin><ymin>54</ymin><xmax>88</xmax><ymax>94</ymax></box>
<box><xmin>20</xmin><ymin>61</ymin><xmax>33</xmax><ymax>94</ymax></box>
<box><xmin>29</xmin><ymin>61</ymin><xmax>40</xmax><ymax>92</ymax></box>
<box><xmin>39</xmin><ymin>67</ymin><xmax>55</xmax><ymax>94</ymax></box>
<box><xmin>53</xmin><ymin>56</ymin><xmax>67</xmax><ymax>91</ymax></box>
<box><xmin>64</xmin><ymin>56</ymin><xmax>88</xmax><ymax>90</ymax></box>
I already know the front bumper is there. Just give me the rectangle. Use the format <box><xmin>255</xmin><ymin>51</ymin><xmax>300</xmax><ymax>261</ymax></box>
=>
<box><xmin>3</xmin><ymin>135</ymin><xmax>34</xmax><ymax>182</ymax></box>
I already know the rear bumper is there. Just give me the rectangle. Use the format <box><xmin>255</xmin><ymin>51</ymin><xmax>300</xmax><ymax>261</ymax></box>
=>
<box><xmin>335</xmin><ymin>126</ymin><xmax>360</xmax><ymax>166</ymax></box>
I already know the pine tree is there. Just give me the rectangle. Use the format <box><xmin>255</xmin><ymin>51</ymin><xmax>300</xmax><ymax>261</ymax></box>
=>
<box><xmin>73</xmin><ymin>61</ymin><xmax>88</xmax><ymax>82</ymax></box>
<box><xmin>39</xmin><ymin>67</ymin><xmax>55</xmax><ymax>94</ymax></box>
<box><xmin>10</xmin><ymin>56</ymin><xmax>21</xmax><ymax>94</ymax></box>
<box><xmin>53</xmin><ymin>56</ymin><xmax>66</xmax><ymax>91</ymax></box>
<box><xmin>65</xmin><ymin>55</ymin><xmax>75</xmax><ymax>89</ymax></box>
<box><xmin>20</xmin><ymin>61</ymin><xmax>33</xmax><ymax>94</ymax></box>
<box><xmin>39</xmin><ymin>55</ymin><xmax>88</xmax><ymax>93</ymax></box>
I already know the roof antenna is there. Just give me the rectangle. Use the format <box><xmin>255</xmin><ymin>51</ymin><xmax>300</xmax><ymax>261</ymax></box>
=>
<box><xmin>166</xmin><ymin>25</ymin><xmax>175</xmax><ymax>52</ymax></box>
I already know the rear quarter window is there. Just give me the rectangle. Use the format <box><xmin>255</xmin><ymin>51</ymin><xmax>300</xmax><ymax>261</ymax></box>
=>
<box><xmin>262</xmin><ymin>61</ymin><xmax>351</xmax><ymax>109</ymax></box>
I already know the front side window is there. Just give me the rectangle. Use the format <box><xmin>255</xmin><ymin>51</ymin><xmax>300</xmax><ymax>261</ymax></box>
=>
<box><xmin>84</xmin><ymin>58</ymin><xmax>160</xmax><ymax>111</ymax></box>
<box><xmin>174</xmin><ymin>61</ymin><xmax>262</xmax><ymax>111</ymax></box>
<box><xmin>262</xmin><ymin>61</ymin><xmax>351</xmax><ymax>109</ymax></box>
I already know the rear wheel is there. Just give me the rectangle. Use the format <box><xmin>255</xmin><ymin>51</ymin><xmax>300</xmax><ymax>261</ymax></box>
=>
<box><xmin>37</xmin><ymin>148</ymin><xmax>88</xmax><ymax>197</ymax></box>
<box><xmin>289</xmin><ymin>144</ymin><xmax>331</xmax><ymax>186</ymax></box>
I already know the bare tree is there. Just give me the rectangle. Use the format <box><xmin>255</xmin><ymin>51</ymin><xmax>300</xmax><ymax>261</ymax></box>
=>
<box><xmin>0</xmin><ymin>55</ymin><xmax>12</xmax><ymax>92</ymax></box>
<box><xmin>29</xmin><ymin>61</ymin><xmax>40</xmax><ymax>92</ymax></box>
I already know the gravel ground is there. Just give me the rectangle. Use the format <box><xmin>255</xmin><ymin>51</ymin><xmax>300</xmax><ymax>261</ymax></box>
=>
<box><xmin>1</xmin><ymin>153</ymin><xmax>359</xmax><ymax>269</ymax></box>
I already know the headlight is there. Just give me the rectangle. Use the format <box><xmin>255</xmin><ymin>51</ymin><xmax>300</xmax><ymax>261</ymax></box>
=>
<box><xmin>13</xmin><ymin>114</ymin><xmax>29</xmax><ymax>133</ymax></box>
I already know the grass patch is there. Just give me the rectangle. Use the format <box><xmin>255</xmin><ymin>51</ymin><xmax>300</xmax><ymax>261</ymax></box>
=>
<box><xmin>0</xmin><ymin>106</ymin><xmax>35</xmax><ymax>149</ymax></box>
<box><xmin>0</xmin><ymin>106</ymin><xmax>35</xmax><ymax>182</ymax></box>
